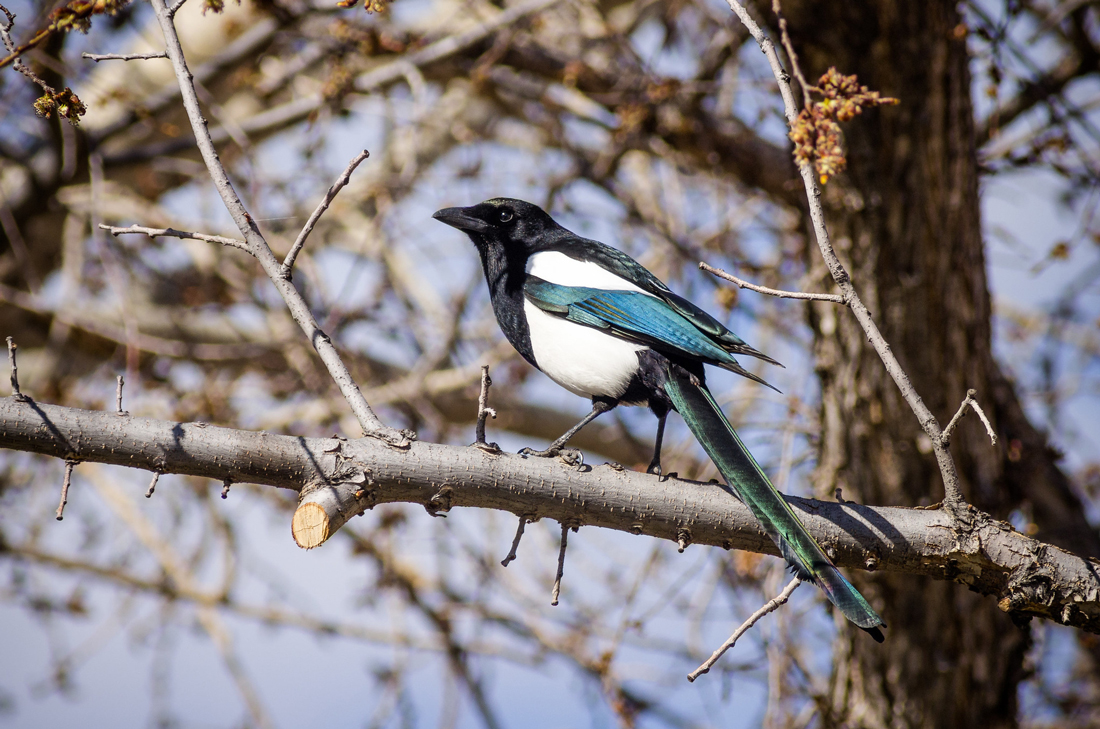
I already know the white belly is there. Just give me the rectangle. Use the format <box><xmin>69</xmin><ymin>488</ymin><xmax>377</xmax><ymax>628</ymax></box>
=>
<box><xmin>524</xmin><ymin>299</ymin><xmax>645</xmax><ymax>399</ymax></box>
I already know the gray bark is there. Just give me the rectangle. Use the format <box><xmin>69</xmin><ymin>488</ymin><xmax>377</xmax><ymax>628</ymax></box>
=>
<box><xmin>2</xmin><ymin>395</ymin><xmax>1098</xmax><ymax>635</ymax></box>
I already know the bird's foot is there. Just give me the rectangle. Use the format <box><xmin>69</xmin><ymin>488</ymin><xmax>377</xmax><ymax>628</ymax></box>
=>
<box><xmin>518</xmin><ymin>445</ymin><xmax>558</xmax><ymax>458</ymax></box>
<box><xmin>472</xmin><ymin>440</ymin><xmax>501</xmax><ymax>454</ymax></box>
<box><xmin>519</xmin><ymin>445</ymin><xmax>585</xmax><ymax>468</ymax></box>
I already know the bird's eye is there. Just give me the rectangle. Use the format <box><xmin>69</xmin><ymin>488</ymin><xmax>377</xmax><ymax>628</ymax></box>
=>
<box><xmin>498</xmin><ymin>210</ymin><xmax>514</xmax><ymax>223</ymax></box>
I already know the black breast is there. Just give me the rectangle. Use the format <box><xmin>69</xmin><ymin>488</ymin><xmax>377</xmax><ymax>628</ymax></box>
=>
<box><xmin>478</xmin><ymin>243</ymin><xmax>536</xmax><ymax>367</ymax></box>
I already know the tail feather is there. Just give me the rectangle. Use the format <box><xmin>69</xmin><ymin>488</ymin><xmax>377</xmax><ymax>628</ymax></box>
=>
<box><xmin>664</xmin><ymin>368</ymin><xmax>885</xmax><ymax>641</ymax></box>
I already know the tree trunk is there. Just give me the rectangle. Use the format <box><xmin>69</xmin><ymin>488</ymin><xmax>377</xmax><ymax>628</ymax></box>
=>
<box><xmin>773</xmin><ymin>1</ymin><xmax>1070</xmax><ymax>725</ymax></box>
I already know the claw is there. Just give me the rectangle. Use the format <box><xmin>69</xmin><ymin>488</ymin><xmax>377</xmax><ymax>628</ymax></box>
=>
<box><xmin>558</xmin><ymin>448</ymin><xmax>584</xmax><ymax>468</ymax></box>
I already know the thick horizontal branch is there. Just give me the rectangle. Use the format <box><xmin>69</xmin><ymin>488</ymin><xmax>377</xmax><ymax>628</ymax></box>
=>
<box><xmin>1</xmin><ymin>396</ymin><xmax>1098</xmax><ymax>633</ymax></box>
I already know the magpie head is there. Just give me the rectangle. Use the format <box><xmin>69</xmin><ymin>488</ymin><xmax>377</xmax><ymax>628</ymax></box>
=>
<box><xmin>432</xmin><ymin>198</ymin><xmax>559</xmax><ymax>256</ymax></box>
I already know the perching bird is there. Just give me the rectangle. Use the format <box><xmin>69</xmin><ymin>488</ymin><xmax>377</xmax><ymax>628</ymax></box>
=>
<box><xmin>433</xmin><ymin>198</ymin><xmax>885</xmax><ymax>641</ymax></box>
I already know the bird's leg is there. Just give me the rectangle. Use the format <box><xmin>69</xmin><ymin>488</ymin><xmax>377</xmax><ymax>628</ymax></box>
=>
<box><xmin>520</xmin><ymin>398</ymin><xmax>616</xmax><ymax>465</ymax></box>
<box><xmin>647</xmin><ymin>410</ymin><xmax>668</xmax><ymax>477</ymax></box>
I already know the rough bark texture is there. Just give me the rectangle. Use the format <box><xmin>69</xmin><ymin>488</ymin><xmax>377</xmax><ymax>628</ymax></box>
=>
<box><xmin>771</xmin><ymin>1</ymin><xmax>1098</xmax><ymax>727</ymax></box>
<box><xmin>3</xmin><ymin>394</ymin><xmax>1099</xmax><ymax>635</ymax></box>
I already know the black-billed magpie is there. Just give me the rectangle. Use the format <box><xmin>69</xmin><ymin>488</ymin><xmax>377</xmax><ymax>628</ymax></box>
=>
<box><xmin>433</xmin><ymin>197</ymin><xmax>885</xmax><ymax>641</ymax></box>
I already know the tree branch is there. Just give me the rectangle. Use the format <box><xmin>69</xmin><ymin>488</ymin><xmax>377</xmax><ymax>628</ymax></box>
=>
<box><xmin>1</xmin><ymin>395</ymin><xmax>1097</xmax><ymax>634</ymax></box>
<box><xmin>700</xmin><ymin>262</ymin><xmax>845</xmax><ymax>303</ymax></box>
<box><xmin>147</xmin><ymin>0</ymin><xmax>405</xmax><ymax>445</ymax></box>
<box><xmin>724</xmin><ymin>0</ymin><xmax>968</xmax><ymax>511</ymax></box>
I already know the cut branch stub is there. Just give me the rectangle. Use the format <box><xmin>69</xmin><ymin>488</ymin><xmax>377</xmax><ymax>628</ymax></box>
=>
<box><xmin>292</xmin><ymin>475</ymin><xmax>375</xmax><ymax>549</ymax></box>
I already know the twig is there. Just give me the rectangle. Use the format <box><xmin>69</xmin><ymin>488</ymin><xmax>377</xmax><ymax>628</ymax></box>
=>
<box><xmin>687</xmin><ymin>576</ymin><xmax>802</xmax><ymax>681</ymax></box>
<box><xmin>0</xmin><ymin>5</ymin><xmax>46</xmax><ymax>85</ymax></box>
<box><xmin>473</xmin><ymin>365</ymin><xmax>500</xmax><ymax>453</ymax></box>
<box><xmin>6</xmin><ymin>336</ymin><xmax>26</xmax><ymax>401</ymax></box>
<box><xmin>145</xmin><ymin>471</ymin><xmax>160</xmax><ymax>498</ymax></box>
<box><xmin>677</xmin><ymin>528</ymin><xmax>692</xmax><ymax>553</ymax></box>
<box><xmin>281</xmin><ymin>149</ymin><xmax>370</xmax><ymax>278</ymax></box>
<box><xmin>700</xmin><ymin>262</ymin><xmax>845</xmax><ymax>304</ymax></box>
<box><xmin>147</xmin><ymin>0</ymin><xmax>405</xmax><ymax>445</ymax></box>
<box><xmin>101</xmin><ymin>224</ymin><xmax>249</xmax><ymax>252</ymax></box>
<box><xmin>221</xmin><ymin>479</ymin><xmax>232</xmax><ymax>500</ymax></box>
<box><xmin>771</xmin><ymin>0</ymin><xmax>813</xmax><ymax>108</ymax></box>
<box><xmin>550</xmin><ymin>523</ymin><xmax>570</xmax><ymax>606</ymax></box>
<box><xmin>724</xmin><ymin>0</ymin><xmax>967</xmax><ymax>509</ymax></box>
<box><xmin>942</xmin><ymin>389</ymin><xmax>997</xmax><ymax>447</ymax></box>
<box><xmin>55</xmin><ymin>460</ymin><xmax>76</xmax><ymax>520</ymax></box>
<box><xmin>115</xmin><ymin>375</ymin><xmax>127</xmax><ymax>415</ymax></box>
<box><xmin>82</xmin><ymin>51</ymin><xmax>168</xmax><ymax>62</ymax></box>
<box><xmin>167</xmin><ymin>0</ymin><xmax>188</xmax><ymax>15</ymax></box>
<box><xmin>500</xmin><ymin>515</ymin><xmax>528</xmax><ymax>567</ymax></box>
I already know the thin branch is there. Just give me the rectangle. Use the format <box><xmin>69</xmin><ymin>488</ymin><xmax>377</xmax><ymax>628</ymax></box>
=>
<box><xmin>942</xmin><ymin>389</ymin><xmax>998</xmax><ymax>447</ymax></box>
<box><xmin>115</xmin><ymin>375</ymin><xmax>127</xmax><ymax>415</ymax></box>
<box><xmin>147</xmin><ymin>0</ymin><xmax>405</xmax><ymax>444</ymax></box>
<box><xmin>771</xmin><ymin>0</ymin><xmax>812</xmax><ymax>108</ymax></box>
<box><xmin>6</xmin><ymin>336</ymin><xmax>25</xmax><ymax>401</ymax></box>
<box><xmin>55</xmin><ymin>460</ymin><xmax>76</xmax><ymax>520</ymax></box>
<box><xmin>82</xmin><ymin>51</ymin><xmax>168</xmax><ymax>62</ymax></box>
<box><xmin>474</xmin><ymin>364</ymin><xmax>500</xmax><ymax>453</ymax></box>
<box><xmin>724</xmin><ymin>0</ymin><xmax>966</xmax><ymax>509</ymax></box>
<box><xmin>500</xmin><ymin>515</ymin><xmax>528</xmax><ymax>567</ymax></box>
<box><xmin>677</xmin><ymin>528</ymin><xmax>692</xmax><ymax>553</ymax></box>
<box><xmin>551</xmin><ymin>523</ymin><xmax>570</xmax><ymax>606</ymax></box>
<box><xmin>687</xmin><ymin>576</ymin><xmax>801</xmax><ymax>681</ymax></box>
<box><xmin>167</xmin><ymin>0</ymin><xmax>188</xmax><ymax>15</ymax></box>
<box><xmin>281</xmin><ymin>149</ymin><xmax>370</xmax><ymax>278</ymax></box>
<box><xmin>101</xmin><ymin>224</ymin><xmax>249</xmax><ymax>252</ymax></box>
<box><xmin>700</xmin><ymin>262</ymin><xmax>845</xmax><ymax>303</ymax></box>
<box><xmin>145</xmin><ymin>471</ymin><xmax>160</xmax><ymax>498</ymax></box>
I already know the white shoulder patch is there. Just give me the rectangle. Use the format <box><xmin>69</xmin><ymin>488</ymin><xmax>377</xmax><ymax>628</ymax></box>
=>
<box><xmin>526</xmin><ymin>251</ymin><xmax>652</xmax><ymax>294</ymax></box>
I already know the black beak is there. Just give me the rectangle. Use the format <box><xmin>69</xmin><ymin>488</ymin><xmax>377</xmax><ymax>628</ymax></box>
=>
<box><xmin>432</xmin><ymin>207</ymin><xmax>489</xmax><ymax>233</ymax></box>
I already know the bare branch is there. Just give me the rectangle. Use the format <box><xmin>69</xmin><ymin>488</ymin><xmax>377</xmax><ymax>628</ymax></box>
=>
<box><xmin>500</xmin><ymin>515</ymin><xmax>528</xmax><ymax>567</ymax></box>
<box><xmin>771</xmin><ymin>0</ymin><xmax>812</xmax><ymax>108</ymax></box>
<box><xmin>115</xmin><ymin>375</ymin><xmax>126</xmax><ymax>415</ymax></box>
<box><xmin>942</xmin><ymin>389</ymin><xmax>998</xmax><ymax>447</ymax></box>
<box><xmin>700</xmin><ymin>262</ymin><xmax>846</xmax><ymax>304</ymax></box>
<box><xmin>687</xmin><ymin>576</ymin><xmax>802</xmax><ymax>681</ymax></box>
<box><xmin>6</xmin><ymin>336</ymin><xmax>25</xmax><ymax>401</ymax></box>
<box><xmin>473</xmin><ymin>365</ymin><xmax>500</xmax><ymax>453</ymax></box>
<box><xmin>281</xmin><ymin>149</ymin><xmax>370</xmax><ymax>278</ymax></box>
<box><xmin>82</xmin><ymin>51</ymin><xmax>168</xmax><ymax>62</ymax></box>
<box><xmin>147</xmin><ymin>0</ymin><xmax>405</xmax><ymax>444</ymax></box>
<box><xmin>724</xmin><ymin>0</ymin><xmax>967</xmax><ymax>509</ymax></box>
<box><xmin>145</xmin><ymin>471</ymin><xmax>160</xmax><ymax>498</ymax></box>
<box><xmin>101</xmin><ymin>224</ymin><xmax>249</xmax><ymax>252</ymax></box>
<box><xmin>551</xmin><ymin>522</ymin><xmax>570</xmax><ymax>606</ymax></box>
<box><xmin>55</xmin><ymin>459</ymin><xmax>76</xmax><ymax>520</ymax></box>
